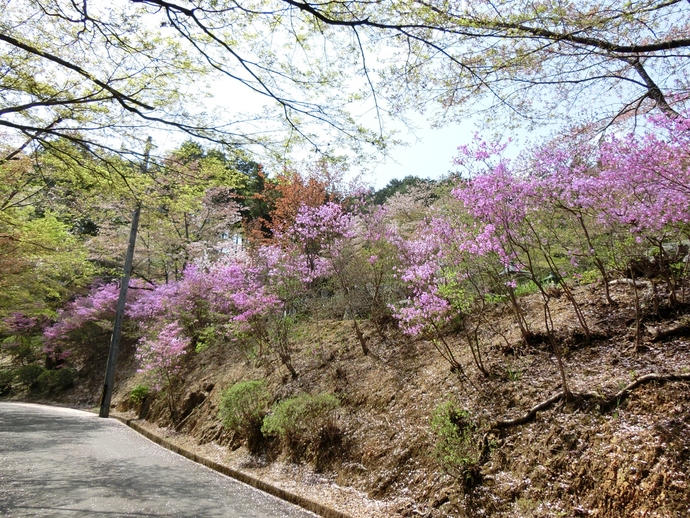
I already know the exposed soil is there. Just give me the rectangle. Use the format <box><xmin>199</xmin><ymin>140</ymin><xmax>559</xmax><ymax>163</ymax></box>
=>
<box><xmin>16</xmin><ymin>281</ymin><xmax>690</xmax><ymax>517</ymax></box>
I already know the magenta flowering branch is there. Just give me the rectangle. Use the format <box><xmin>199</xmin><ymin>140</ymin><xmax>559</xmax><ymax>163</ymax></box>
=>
<box><xmin>288</xmin><ymin>201</ymin><xmax>377</xmax><ymax>355</ymax></box>
<box><xmin>135</xmin><ymin>322</ymin><xmax>191</xmax><ymax>423</ymax></box>
<box><xmin>135</xmin><ymin>322</ymin><xmax>190</xmax><ymax>390</ymax></box>
<box><xmin>43</xmin><ymin>281</ymin><xmax>145</xmax><ymax>368</ymax></box>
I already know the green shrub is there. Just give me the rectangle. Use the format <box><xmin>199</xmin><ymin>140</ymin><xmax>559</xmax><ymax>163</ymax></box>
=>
<box><xmin>194</xmin><ymin>325</ymin><xmax>220</xmax><ymax>353</ymax></box>
<box><xmin>578</xmin><ymin>268</ymin><xmax>601</xmax><ymax>285</ymax></box>
<box><xmin>130</xmin><ymin>384</ymin><xmax>151</xmax><ymax>405</ymax></box>
<box><xmin>505</xmin><ymin>364</ymin><xmax>522</xmax><ymax>382</ymax></box>
<box><xmin>514</xmin><ymin>279</ymin><xmax>540</xmax><ymax>297</ymax></box>
<box><xmin>262</xmin><ymin>392</ymin><xmax>339</xmax><ymax>438</ymax></box>
<box><xmin>37</xmin><ymin>368</ymin><xmax>76</xmax><ymax>394</ymax></box>
<box><xmin>15</xmin><ymin>364</ymin><xmax>45</xmax><ymax>389</ymax></box>
<box><xmin>0</xmin><ymin>368</ymin><xmax>14</xmax><ymax>395</ymax></box>
<box><xmin>484</xmin><ymin>292</ymin><xmax>508</xmax><ymax>304</ymax></box>
<box><xmin>431</xmin><ymin>401</ymin><xmax>482</xmax><ymax>487</ymax></box>
<box><xmin>262</xmin><ymin>392</ymin><xmax>341</xmax><ymax>463</ymax></box>
<box><xmin>219</xmin><ymin>380</ymin><xmax>271</xmax><ymax>449</ymax></box>
<box><xmin>2</xmin><ymin>335</ymin><xmax>42</xmax><ymax>364</ymax></box>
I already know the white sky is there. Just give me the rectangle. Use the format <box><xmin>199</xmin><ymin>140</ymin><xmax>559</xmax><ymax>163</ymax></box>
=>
<box><xmin>358</xmin><ymin>115</ymin><xmax>545</xmax><ymax>189</ymax></box>
<box><xmin>164</xmin><ymin>57</ymin><xmax>545</xmax><ymax>192</ymax></box>
<box><xmin>363</xmin><ymin>122</ymin><xmax>472</xmax><ymax>188</ymax></box>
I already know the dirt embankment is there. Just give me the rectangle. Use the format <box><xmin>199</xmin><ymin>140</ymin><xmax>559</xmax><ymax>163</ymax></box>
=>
<box><xmin>65</xmin><ymin>283</ymin><xmax>690</xmax><ymax>517</ymax></box>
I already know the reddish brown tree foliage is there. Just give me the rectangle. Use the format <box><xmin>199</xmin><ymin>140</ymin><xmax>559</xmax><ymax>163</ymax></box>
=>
<box><xmin>269</xmin><ymin>170</ymin><xmax>329</xmax><ymax>235</ymax></box>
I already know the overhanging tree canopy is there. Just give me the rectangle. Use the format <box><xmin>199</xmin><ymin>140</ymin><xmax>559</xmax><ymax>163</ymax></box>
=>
<box><xmin>279</xmin><ymin>0</ymin><xmax>690</xmax><ymax>128</ymax></box>
<box><xmin>3</xmin><ymin>0</ymin><xmax>687</xmax><ymax>170</ymax></box>
<box><xmin>0</xmin><ymin>0</ymin><xmax>388</xmax><ymax>168</ymax></box>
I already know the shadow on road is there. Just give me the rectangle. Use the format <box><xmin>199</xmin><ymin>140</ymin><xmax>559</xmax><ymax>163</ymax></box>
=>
<box><xmin>0</xmin><ymin>403</ymin><xmax>314</xmax><ymax>518</ymax></box>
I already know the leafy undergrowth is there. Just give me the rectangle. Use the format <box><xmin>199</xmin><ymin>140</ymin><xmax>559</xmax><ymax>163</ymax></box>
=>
<box><xmin>23</xmin><ymin>282</ymin><xmax>690</xmax><ymax>517</ymax></box>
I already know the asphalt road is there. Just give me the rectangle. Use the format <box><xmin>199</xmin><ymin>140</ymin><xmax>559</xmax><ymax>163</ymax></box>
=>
<box><xmin>0</xmin><ymin>402</ymin><xmax>318</xmax><ymax>517</ymax></box>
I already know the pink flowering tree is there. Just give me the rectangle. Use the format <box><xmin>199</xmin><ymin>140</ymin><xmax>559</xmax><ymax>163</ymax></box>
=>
<box><xmin>350</xmin><ymin>206</ymin><xmax>407</xmax><ymax>338</ymax></box>
<box><xmin>143</xmin><ymin>263</ymin><xmax>221</xmax><ymax>350</ymax></box>
<box><xmin>525</xmin><ymin>115</ymin><xmax>690</xmax><ymax>345</ymax></box>
<box><xmin>391</xmin><ymin>225</ymin><xmax>469</xmax><ymax>375</ymax></box>
<box><xmin>551</xmin><ymin>115</ymin><xmax>690</xmax><ymax>344</ymax></box>
<box><xmin>288</xmin><ymin>200</ymin><xmax>409</xmax><ymax>355</ymax></box>
<box><xmin>429</xmin><ymin>211</ymin><xmax>521</xmax><ymax>374</ymax></box>
<box><xmin>124</xmin><ymin>266</ymin><xmax>233</xmax><ymax>421</ymax></box>
<box><xmin>529</xmin><ymin>137</ymin><xmax>618</xmax><ymax>304</ymax></box>
<box><xmin>252</xmin><ymin>247</ymin><xmax>306</xmax><ymax>377</ymax></box>
<box><xmin>455</xmin><ymin>114</ymin><xmax>689</xmax><ymax>359</ymax></box>
<box><xmin>452</xmin><ymin>144</ymin><xmax>559</xmax><ymax>350</ymax></box>
<box><xmin>128</xmin><ymin>256</ymin><xmax>249</xmax><ymax>353</ymax></box>
<box><xmin>124</xmin><ymin>259</ymin><xmax>255</xmax><ymax>417</ymax></box>
<box><xmin>135</xmin><ymin>324</ymin><xmax>190</xmax><ymax>387</ymax></box>
<box><xmin>286</xmin><ymin>201</ymin><xmax>381</xmax><ymax>354</ymax></box>
<box><xmin>391</xmin><ymin>203</ymin><xmax>516</xmax><ymax>378</ymax></box>
<box><xmin>42</xmin><ymin>281</ymin><xmax>145</xmax><ymax>369</ymax></box>
<box><xmin>135</xmin><ymin>321</ymin><xmax>191</xmax><ymax>422</ymax></box>
<box><xmin>451</xmin><ymin>139</ymin><xmax>608</xmax><ymax>396</ymax></box>
<box><xmin>128</xmin><ymin>248</ymin><xmax>300</xmax><ymax>382</ymax></box>
<box><xmin>593</xmin><ymin>118</ymin><xmax>690</xmax><ymax>305</ymax></box>
<box><xmin>454</xmin><ymin>137</ymin><xmax>594</xmax><ymax>347</ymax></box>
<box><xmin>287</xmin><ymin>201</ymin><xmax>353</xmax><ymax>280</ymax></box>
<box><xmin>212</xmin><ymin>252</ymin><xmax>294</xmax><ymax>377</ymax></box>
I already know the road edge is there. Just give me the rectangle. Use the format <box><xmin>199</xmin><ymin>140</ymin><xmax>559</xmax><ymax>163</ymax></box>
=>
<box><xmin>113</xmin><ymin>415</ymin><xmax>353</xmax><ymax>518</ymax></box>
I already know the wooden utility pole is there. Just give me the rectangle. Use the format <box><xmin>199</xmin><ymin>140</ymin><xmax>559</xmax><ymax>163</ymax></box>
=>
<box><xmin>99</xmin><ymin>138</ymin><xmax>152</xmax><ymax>418</ymax></box>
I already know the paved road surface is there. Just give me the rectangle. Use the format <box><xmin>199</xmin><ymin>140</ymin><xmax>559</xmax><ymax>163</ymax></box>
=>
<box><xmin>0</xmin><ymin>402</ymin><xmax>318</xmax><ymax>517</ymax></box>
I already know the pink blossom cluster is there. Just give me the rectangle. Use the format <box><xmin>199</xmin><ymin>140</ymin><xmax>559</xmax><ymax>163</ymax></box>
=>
<box><xmin>135</xmin><ymin>322</ymin><xmax>190</xmax><ymax>390</ymax></box>
<box><xmin>129</xmin><ymin>256</ymin><xmax>285</xmax><ymax>353</ymax></box>
<box><xmin>43</xmin><ymin>281</ymin><xmax>144</xmax><ymax>360</ymax></box>
<box><xmin>391</xmin><ymin>230</ymin><xmax>452</xmax><ymax>335</ymax></box>
<box><xmin>291</xmin><ymin>202</ymin><xmax>354</xmax><ymax>243</ymax></box>
<box><xmin>392</xmin><ymin>114</ymin><xmax>690</xmax><ymax>336</ymax></box>
<box><xmin>125</xmin><ymin>263</ymin><xmax>268</xmax><ymax>384</ymax></box>
<box><xmin>287</xmin><ymin>202</ymin><xmax>355</xmax><ymax>280</ymax></box>
<box><xmin>454</xmin><ymin>117</ymin><xmax>690</xmax><ymax>256</ymax></box>
<box><xmin>2</xmin><ymin>312</ymin><xmax>40</xmax><ymax>335</ymax></box>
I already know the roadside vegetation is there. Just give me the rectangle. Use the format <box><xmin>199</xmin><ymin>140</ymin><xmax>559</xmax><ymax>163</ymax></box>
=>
<box><xmin>2</xmin><ymin>113</ymin><xmax>690</xmax><ymax>516</ymax></box>
<box><xmin>2</xmin><ymin>1</ymin><xmax>690</xmax><ymax>515</ymax></box>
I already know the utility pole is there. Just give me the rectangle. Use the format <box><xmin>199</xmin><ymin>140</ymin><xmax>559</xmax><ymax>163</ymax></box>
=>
<box><xmin>99</xmin><ymin>138</ymin><xmax>152</xmax><ymax>418</ymax></box>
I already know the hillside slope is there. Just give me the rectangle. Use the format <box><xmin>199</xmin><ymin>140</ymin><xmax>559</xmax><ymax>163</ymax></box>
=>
<box><xmin>101</xmin><ymin>281</ymin><xmax>690</xmax><ymax>518</ymax></box>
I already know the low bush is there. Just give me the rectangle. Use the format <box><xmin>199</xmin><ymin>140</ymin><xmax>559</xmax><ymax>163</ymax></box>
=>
<box><xmin>219</xmin><ymin>380</ymin><xmax>271</xmax><ymax>451</ymax></box>
<box><xmin>0</xmin><ymin>368</ymin><xmax>14</xmax><ymax>395</ymax></box>
<box><xmin>578</xmin><ymin>268</ymin><xmax>602</xmax><ymax>285</ymax></box>
<box><xmin>37</xmin><ymin>368</ymin><xmax>76</xmax><ymax>394</ymax></box>
<box><xmin>514</xmin><ymin>279</ymin><xmax>540</xmax><ymax>297</ymax></box>
<box><xmin>431</xmin><ymin>401</ymin><xmax>482</xmax><ymax>487</ymax></box>
<box><xmin>1</xmin><ymin>335</ymin><xmax>41</xmax><ymax>365</ymax></box>
<box><xmin>15</xmin><ymin>364</ymin><xmax>45</xmax><ymax>389</ymax></box>
<box><xmin>262</xmin><ymin>392</ymin><xmax>341</xmax><ymax>465</ymax></box>
<box><xmin>130</xmin><ymin>384</ymin><xmax>151</xmax><ymax>406</ymax></box>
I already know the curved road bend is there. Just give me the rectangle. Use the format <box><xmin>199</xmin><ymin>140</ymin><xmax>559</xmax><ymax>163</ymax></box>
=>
<box><xmin>0</xmin><ymin>402</ymin><xmax>318</xmax><ymax>517</ymax></box>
